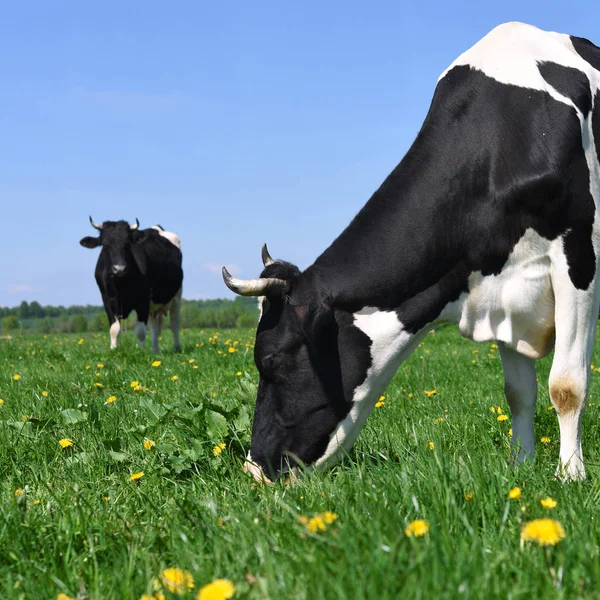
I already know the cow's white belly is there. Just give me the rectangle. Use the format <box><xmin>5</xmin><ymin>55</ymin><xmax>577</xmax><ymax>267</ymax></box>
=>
<box><xmin>453</xmin><ymin>229</ymin><xmax>555</xmax><ymax>358</ymax></box>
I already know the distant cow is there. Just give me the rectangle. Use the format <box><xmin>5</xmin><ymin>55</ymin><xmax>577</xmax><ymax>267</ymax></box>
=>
<box><xmin>80</xmin><ymin>218</ymin><xmax>183</xmax><ymax>352</ymax></box>
<box><xmin>223</xmin><ymin>22</ymin><xmax>600</xmax><ymax>482</ymax></box>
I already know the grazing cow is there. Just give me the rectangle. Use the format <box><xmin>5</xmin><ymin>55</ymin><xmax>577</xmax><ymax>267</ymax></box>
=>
<box><xmin>80</xmin><ymin>218</ymin><xmax>183</xmax><ymax>353</ymax></box>
<box><xmin>223</xmin><ymin>22</ymin><xmax>600</xmax><ymax>482</ymax></box>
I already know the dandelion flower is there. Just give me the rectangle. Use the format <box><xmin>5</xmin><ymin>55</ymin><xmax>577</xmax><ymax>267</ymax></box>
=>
<box><xmin>300</xmin><ymin>515</ymin><xmax>327</xmax><ymax>533</ymax></box>
<box><xmin>14</xmin><ymin>488</ymin><xmax>24</xmax><ymax>496</ymax></box>
<box><xmin>140</xmin><ymin>595</ymin><xmax>165</xmax><ymax>600</ymax></box>
<box><xmin>130</xmin><ymin>380</ymin><xmax>140</xmax><ymax>388</ymax></box>
<box><xmin>97</xmin><ymin>363</ymin><xmax>104</xmax><ymax>369</ymax></box>
<box><xmin>144</xmin><ymin>439</ymin><xmax>156</xmax><ymax>451</ymax></box>
<box><xmin>129</xmin><ymin>471</ymin><xmax>144</xmax><ymax>482</ymax></box>
<box><xmin>159</xmin><ymin>568</ymin><xmax>194</xmax><ymax>594</ymax></box>
<box><xmin>134</xmin><ymin>385</ymin><xmax>142</xmax><ymax>392</ymax></box>
<box><xmin>404</xmin><ymin>519</ymin><xmax>429</xmax><ymax>537</ymax></box>
<box><xmin>375</xmin><ymin>400</ymin><xmax>385</xmax><ymax>408</ymax></box>
<box><xmin>13</xmin><ymin>374</ymin><xmax>21</xmax><ymax>381</ymax></box>
<box><xmin>508</xmin><ymin>487</ymin><xmax>521</xmax><ymax>500</ymax></box>
<box><xmin>152</xmin><ymin>361</ymin><xmax>161</xmax><ymax>367</ymax></box>
<box><xmin>508</xmin><ymin>428</ymin><xmax>513</xmax><ymax>436</ymax></box>
<box><xmin>228</xmin><ymin>347</ymin><xmax>236</xmax><ymax>354</ymax></box>
<box><xmin>171</xmin><ymin>375</ymin><xmax>179</xmax><ymax>381</ymax></box>
<box><xmin>213</xmin><ymin>443</ymin><xmax>226</xmax><ymax>457</ymax></box>
<box><xmin>323</xmin><ymin>511</ymin><xmax>338</xmax><ymax>524</ymax></box>
<box><xmin>94</xmin><ymin>382</ymin><xmax>103</xmax><ymax>388</ymax></box>
<box><xmin>424</xmin><ymin>390</ymin><xmax>437</xmax><ymax>397</ymax></box>
<box><xmin>42</xmin><ymin>390</ymin><xmax>49</xmax><ymax>397</ymax></box>
<box><xmin>197</xmin><ymin>579</ymin><xmax>235</xmax><ymax>600</ymax></box>
<box><xmin>57</xmin><ymin>593</ymin><xmax>75</xmax><ymax>600</ymax></box>
<box><xmin>0</xmin><ymin>399</ymin><xmax>4</xmax><ymax>405</ymax></box>
<box><xmin>521</xmin><ymin>519</ymin><xmax>565</xmax><ymax>546</ymax></box>
<box><xmin>105</xmin><ymin>395</ymin><xmax>117</xmax><ymax>404</ymax></box>
<box><xmin>464</xmin><ymin>492</ymin><xmax>473</xmax><ymax>501</ymax></box>
<box><xmin>78</xmin><ymin>338</ymin><xmax>84</xmax><ymax>345</ymax></box>
<box><xmin>497</xmin><ymin>414</ymin><xmax>509</xmax><ymax>422</ymax></box>
<box><xmin>428</xmin><ymin>441</ymin><xmax>435</xmax><ymax>450</ymax></box>
<box><xmin>58</xmin><ymin>438</ymin><xmax>74</xmax><ymax>449</ymax></box>
<box><xmin>540</xmin><ymin>436</ymin><xmax>551</xmax><ymax>443</ymax></box>
<box><xmin>236</xmin><ymin>371</ymin><xmax>242</xmax><ymax>377</ymax></box>
<box><xmin>540</xmin><ymin>497</ymin><xmax>557</xmax><ymax>509</ymax></box>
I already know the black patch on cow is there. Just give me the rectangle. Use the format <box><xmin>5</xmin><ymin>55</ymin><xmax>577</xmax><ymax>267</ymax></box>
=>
<box><xmin>538</xmin><ymin>61</ymin><xmax>592</xmax><ymax>115</ymax></box>
<box><xmin>571</xmin><ymin>36</ymin><xmax>600</xmax><ymax>72</ymax></box>
<box><xmin>309</xmin><ymin>65</ymin><xmax>596</xmax><ymax>333</ymax></box>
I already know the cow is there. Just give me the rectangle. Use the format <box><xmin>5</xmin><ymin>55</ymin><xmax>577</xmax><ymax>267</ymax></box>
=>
<box><xmin>222</xmin><ymin>22</ymin><xmax>600</xmax><ymax>483</ymax></box>
<box><xmin>80</xmin><ymin>218</ymin><xmax>183</xmax><ymax>353</ymax></box>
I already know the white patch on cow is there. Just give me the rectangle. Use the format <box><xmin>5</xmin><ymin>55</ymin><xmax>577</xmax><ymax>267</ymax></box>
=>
<box><xmin>439</xmin><ymin>22</ymin><xmax>599</xmax><ymax>117</ymax></box>
<box><xmin>243</xmin><ymin>452</ymin><xmax>273</xmax><ymax>484</ymax></box>
<box><xmin>134</xmin><ymin>321</ymin><xmax>146</xmax><ymax>349</ymax></box>
<box><xmin>109</xmin><ymin>320</ymin><xmax>120</xmax><ymax>349</ymax></box>
<box><xmin>315</xmin><ymin>309</ymin><xmax>430</xmax><ymax>469</ymax></box>
<box><xmin>151</xmin><ymin>226</ymin><xmax>181</xmax><ymax>249</ymax></box>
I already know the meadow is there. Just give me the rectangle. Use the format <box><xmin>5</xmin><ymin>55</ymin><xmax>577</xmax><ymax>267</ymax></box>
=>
<box><xmin>2</xmin><ymin>326</ymin><xmax>600</xmax><ymax>599</ymax></box>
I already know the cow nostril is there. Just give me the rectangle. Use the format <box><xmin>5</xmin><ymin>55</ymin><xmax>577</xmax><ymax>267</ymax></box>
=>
<box><xmin>112</xmin><ymin>265</ymin><xmax>126</xmax><ymax>275</ymax></box>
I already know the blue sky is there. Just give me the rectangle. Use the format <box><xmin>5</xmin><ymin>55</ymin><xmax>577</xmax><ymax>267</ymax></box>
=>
<box><xmin>0</xmin><ymin>1</ymin><xmax>596</xmax><ymax>307</ymax></box>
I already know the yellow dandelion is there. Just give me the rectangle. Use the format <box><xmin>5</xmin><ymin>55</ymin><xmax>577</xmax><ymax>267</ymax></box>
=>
<box><xmin>464</xmin><ymin>492</ymin><xmax>473</xmax><ymax>501</ymax></box>
<box><xmin>375</xmin><ymin>400</ymin><xmax>385</xmax><ymax>408</ymax></box>
<box><xmin>85</xmin><ymin>365</ymin><xmax>91</xmax><ymax>370</ymax></box>
<box><xmin>130</xmin><ymin>380</ymin><xmax>140</xmax><ymax>388</ymax></box>
<box><xmin>152</xmin><ymin>360</ymin><xmax>161</xmax><ymax>367</ymax></box>
<box><xmin>228</xmin><ymin>346</ymin><xmax>236</xmax><ymax>354</ymax></box>
<box><xmin>189</xmin><ymin>359</ymin><xmax>195</xmax><ymax>364</ymax></box>
<box><xmin>213</xmin><ymin>443</ymin><xmax>226</xmax><ymax>457</ymax></box>
<box><xmin>0</xmin><ymin>398</ymin><xmax>3</xmax><ymax>405</ymax></box>
<box><xmin>509</xmin><ymin>486</ymin><xmax>521</xmax><ymax>500</ymax></box>
<box><xmin>521</xmin><ymin>519</ymin><xmax>565</xmax><ymax>546</ymax></box>
<box><xmin>547</xmin><ymin>406</ymin><xmax>555</xmax><ymax>411</ymax></box>
<box><xmin>193</xmin><ymin>365</ymin><xmax>199</xmax><ymax>370</ymax></box>
<box><xmin>540</xmin><ymin>497</ymin><xmax>557</xmax><ymax>509</ymax></box>
<box><xmin>159</xmin><ymin>568</ymin><xmax>194</xmax><ymax>594</ymax></box>
<box><xmin>144</xmin><ymin>439</ymin><xmax>156</xmax><ymax>451</ymax></box>
<box><xmin>129</xmin><ymin>471</ymin><xmax>144</xmax><ymax>482</ymax></box>
<box><xmin>13</xmin><ymin>374</ymin><xmax>21</xmax><ymax>381</ymax></box>
<box><xmin>541</xmin><ymin>436</ymin><xmax>551</xmax><ymax>443</ymax></box>
<box><xmin>33</xmin><ymin>499</ymin><xmax>40</xmax><ymax>505</ymax></box>
<box><xmin>42</xmin><ymin>391</ymin><xmax>49</xmax><ymax>397</ymax></box>
<box><xmin>404</xmin><ymin>519</ymin><xmax>429</xmax><ymax>537</ymax></box>
<box><xmin>103</xmin><ymin>496</ymin><xmax>110</xmax><ymax>502</ymax></box>
<box><xmin>78</xmin><ymin>338</ymin><xmax>84</xmax><ymax>345</ymax></box>
<box><xmin>97</xmin><ymin>363</ymin><xmax>104</xmax><ymax>368</ymax></box>
<box><xmin>57</xmin><ymin>593</ymin><xmax>75</xmax><ymax>600</ymax></box>
<box><xmin>236</xmin><ymin>371</ymin><xmax>242</xmax><ymax>377</ymax></box>
<box><xmin>58</xmin><ymin>438</ymin><xmax>74</xmax><ymax>449</ymax></box>
<box><xmin>508</xmin><ymin>428</ymin><xmax>513</xmax><ymax>436</ymax></box>
<box><xmin>197</xmin><ymin>578</ymin><xmax>235</xmax><ymax>600</ymax></box>
<box><xmin>424</xmin><ymin>390</ymin><xmax>437</xmax><ymax>397</ymax></box>
<box><xmin>134</xmin><ymin>385</ymin><xmax>142</xmax><ymax>392</ymax></box>
<box><xmin>94</xmin><ymin>382</ymin><xmax>103</xmax><ymax>388</ymax></box>
<box><xmin>171</xmin><ymin>375</ymin><xmax>179</xmax><ymax>381</ymax></box>
<box><xmin>140</xmin><ymin>594</ymin><xmax>165</xmax><ymax>600</ymax></box>
<box><xmin>408</xmin><ymin>393</ymin><xmax>413</xmax><ymax>399</ymax></box>
<box><xmin>428</xmin><ymin>441</ymin><xmax>435</xmax><ymax>450</ymax></box>
<box><xmin>497</xmin><ymin>414</ymin><xmax>509</xmax><ymax>422</ymax></box>
<box><xmin>14</xmin><ymin>488</ymin><xmax>25</xmax><ymax>496</ymax></box>
<box><xmin>300</xmin><ymin>515</ymin><xmax>327</xmax><ymax>533</ymax></box>
<box><xmin>105</xmin><ymin>395</ymin><xmax>117</xmax><ymax>404</ymax></box>
<box><xmin>323</xmin><ymin>511</ymin><xmax>338</xmax><ymax>524</ymax></box>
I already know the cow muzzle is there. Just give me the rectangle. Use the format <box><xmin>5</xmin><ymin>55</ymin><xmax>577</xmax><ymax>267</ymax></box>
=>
<box><xmin>111</xmin><ymin>264</ymin><xmax>127</xmax><ymax>277</ymax></box>
<box><xmin>242</xmin><ymin>453</ymin><xmax>298</xmax><ymax>486</ymax></box>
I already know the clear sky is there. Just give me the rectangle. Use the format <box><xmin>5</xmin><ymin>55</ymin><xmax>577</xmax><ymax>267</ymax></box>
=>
<box><xmin>0</xmin><ymin>1</ymin><xmax>596</xmax><ymax>307</ymax></box>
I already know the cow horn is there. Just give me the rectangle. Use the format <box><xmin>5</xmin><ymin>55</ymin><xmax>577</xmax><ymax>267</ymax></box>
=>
<box><xmin>89</xmin><ymin>216</ymin><xmax>102</xmax><ymax>231</ymax></box>
<box><xmin>222</xmin><ymin>266</ymin><xmax>287</xmax><ymax>297</ymax></box>
<box><xmin>261</xmin><ymin>243</ymin><xmax>275</xmax><ymax>267</ymax></box>
<box><xmin>130</xmin><ymin>218</ymin><xmax>140</xmax><ymax>231</ymax></box>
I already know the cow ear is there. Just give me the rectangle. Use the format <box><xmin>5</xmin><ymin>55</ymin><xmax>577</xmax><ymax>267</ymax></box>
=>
<box><xmin>294</xmin><ymin>300</ymin><xmax>336</xmax><ymax>348</ymax></box>
<box><xmin>80</xmin><ymin>236</ymin><xmax>101</xmax><ymax>249</ymax></box>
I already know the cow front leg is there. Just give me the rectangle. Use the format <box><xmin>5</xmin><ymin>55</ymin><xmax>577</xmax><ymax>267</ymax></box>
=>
<box><xmin>499</xmin><ymin>343</ymin><xmax>537</xmax><ymax>462</ymax></box>
<box><xmin>109</xmin><ymin>317</ymin><xmax>121</xmax><ymax>350</ymax></box>
<box><xmin>170</xmin><ymin>287</ymin><xmax>183</xmax><ymax>352</ymax></box>
<box><xmin>134</xmin><ymin>320</ymin><xmax>147</xmax><ymax>349</ymax></box>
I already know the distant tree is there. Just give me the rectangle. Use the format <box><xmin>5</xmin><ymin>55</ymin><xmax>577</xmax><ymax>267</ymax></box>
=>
<box><xmin>2</xmin><ymin>315</ymin><xmax>18</xmax><ymax>332</ymax></box>
<box><xmin>236</xmin><ymin>313</ymin><xmax>257</xmax><ymax>328</ymax></box>
<box><xmin>69</xmin><ymin>315</ymin><xmax>88</xmax><ymax>333</ymax></box>
<box><xmin>91</xmin><ymin>313</ymin><xmax>109</xmax><ymax>332</ymax></box>
<box><xmin>19</xmin><ymin>301</ymin><xmax>31</xmax><ymax>319</ymax></box>
<box><xmin>34</xmin><ymin>317</ymin><xmax>53</xmax><ymax>334</ymax></box>
<box><xmin>29</xmin><ymin>301</ymin><xmax>45</xmax><ymax>318</ymax></box>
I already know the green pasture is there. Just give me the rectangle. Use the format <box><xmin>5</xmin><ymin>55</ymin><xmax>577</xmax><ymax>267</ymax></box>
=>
<box><xmin>2</xmin><ymin>326</ymin><xmax>600</xmax><ymax>599</ymax></box>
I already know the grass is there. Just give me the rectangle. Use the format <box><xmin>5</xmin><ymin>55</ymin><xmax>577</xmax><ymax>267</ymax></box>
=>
<box><xmin>2</xmin><ymin>326</ymin><xmax>600</xmax><ymax>599</ymax></box>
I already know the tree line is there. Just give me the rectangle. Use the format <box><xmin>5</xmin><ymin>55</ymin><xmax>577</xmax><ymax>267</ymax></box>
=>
<box><xmin>0</xmin><ymin>297</ymin><xmax>259</xmax><ymax>334</ymax></box>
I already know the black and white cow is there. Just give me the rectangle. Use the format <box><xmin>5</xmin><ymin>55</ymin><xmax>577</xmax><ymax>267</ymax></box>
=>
<box><xmin>223</xmin><ymin>22</ymin><xmax>600</xmax><ymax>482</ymax></box>
<box><xmin>80</xmin><ymin>218</ymin><xmax>183</xmax><ymax>353</ymax></box>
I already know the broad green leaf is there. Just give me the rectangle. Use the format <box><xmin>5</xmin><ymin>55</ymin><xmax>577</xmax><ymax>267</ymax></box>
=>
<box><xmin>206</xmin><ymin>410</ymin><xmax>228</xmax><ymax>440</ymax></box>
<box><xmin>60</xmin><ymin>409</ymin><xmax>88</xmax><ymax>424</ymax></box>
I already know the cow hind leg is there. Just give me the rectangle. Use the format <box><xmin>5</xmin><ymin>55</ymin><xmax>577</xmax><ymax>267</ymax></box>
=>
<box><xmin>499</xmin><ymin>343</ymin><xmax>537</xmax><ymax>462</ymax></box>
<box><xmin>134</xmin><ymin>320</ymin><xmax>147</xmax><ymax>349</ymax></box>
<box><xmin>149</xmin><ymin>314</ymin><xmax>163</xmax><ymax>353</ymax></box>
<box><xmin>549</xmin><ymin>251</ymin><xmax>600</xmax><ymax>481</ymax></box>
<box><xmin>170</xmin><ymin>287</ymin><xmax>183</xmax><ymax>352</ymax></box>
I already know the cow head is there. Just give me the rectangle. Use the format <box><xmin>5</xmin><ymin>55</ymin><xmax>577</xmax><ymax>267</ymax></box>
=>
<box><xmin>223</xmin><ymin>246</ymin><xmax>365</xmax><ymax>482</ymax></box>
<box><xmin>80</xmin><ymin>217</ymin><xmax>141</xmax><ymax>277</ymax></box>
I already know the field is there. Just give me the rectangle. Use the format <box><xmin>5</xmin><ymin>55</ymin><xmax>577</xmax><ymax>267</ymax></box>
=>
<box><xmin>2</xmin><ymin>326</ymin><xmax>600</xmax><ymax>599</ymax></box>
